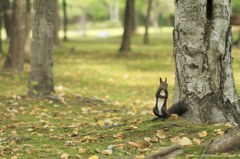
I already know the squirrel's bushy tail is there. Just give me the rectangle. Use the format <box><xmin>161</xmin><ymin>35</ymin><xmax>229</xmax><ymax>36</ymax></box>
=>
<box><xmin>167</xmin><ymin>101</ymin><xmax>189</xmax><ymax>116</ymax></box>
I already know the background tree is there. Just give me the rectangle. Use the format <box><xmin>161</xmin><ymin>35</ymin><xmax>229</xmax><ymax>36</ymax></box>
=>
<box><xmin>143</xmin><ymin>0</ymin><xmax>152</xmax><ymax>44</ymax></box>
<box><xmin>2</xmin><ymin>0</ymin><xmax>26</xmax><ymax>72</ymax></box>
<box><xmin>2</xmin><ymin>0</ymin><xmax>11</xmax><ymax>38</ymax></box>
<box><xmin>24</xmin><ymin>0</ymin><xmax>31</xmax><ymax>60</ymax></box>
<box><xmin>119</xmin><ymin>0</ymin><xmax>135</xmax><ymax>52</ymax></box>
<box><xmin>28</xmin><ymin>0</ymin><xmax>55</xmax><ymax>97</ymax></box>
<box><xmin>54</xmin><ymin>0</ymin><xmax>60</xmax><ymax>45</ymax></box>
<box><xmin>63</xmin><ymin>0</ymin><xmax>67</xmax><ymax>41</ymax></box>
<box><xmin>173</xmin><ymin>0</ymin><xmax>240</xmax><ymax>124</ymax></box>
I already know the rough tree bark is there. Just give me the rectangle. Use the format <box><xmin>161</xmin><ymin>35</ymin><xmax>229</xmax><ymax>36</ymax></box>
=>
<box><xmin>2</xmin><ymin>0</ymin><xmax>26</xmax><ymax>72</ymax></box>
<box><xmin>143</xmin><ymin>0</ymin><xmax>152</xmax><ymax>44</ymax></box>
<box><xmin>28</xmin><ymin>0</ymin><xmax>55</xmax><ymax>97</ymax></box>
<box><xmin>173</xmin><ymin>0</ymin><xmax>240</xmax><ymax>124</ymax></box>
<box><xmin>24</xmin><ymin>0</ymin><xmax>31</xmax><ymax>60</ymax></box>
<box><xmin>2</xmin><ymin>0</ymin><xmax>11</xmax><ymax>38</ymax></box>
<box><xmin>63</xmin><ymin>0</ymin><xmax>67</xmax><ymax>41</ymax></box>
<box><xmin>53</xmin><ymin>0</ymin><xmax>60</xmax><ymax>46</ymax></box>
<box><xmin>119</xmin><ymin>0</ymin><xmax>135</xmax><ymax>52</ymax></box>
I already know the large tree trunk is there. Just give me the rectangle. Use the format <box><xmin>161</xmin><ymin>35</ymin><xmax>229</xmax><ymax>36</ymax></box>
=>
<box><xmin>173</xmin><ymin>0</ymin><xmax>240</xmax><ymax>124</ymax></box>
<box><xmin>81</xmin><ymin>10</ymin><xmax>86</xmax><ymax>36</ymax></box>
<box><xmin>2</xmin><ymin>0</ymin><xmax>11</xmax><ymax>38</ymax></box>
<box><xmin>2</xmin><ymin>0</ymin><xmax>26</xmax><ymax>72</ymax></box>
<box><xmin>24</xmin><ymin>0</ymin><xmax>31</xmax><ymax>60</ymax></box>
<box><xmin>119</xmin><ymin>0</ymin><xmax>134</xmax><ymax>52</ymax></box>
<box><xmin>63</xmin><ymin>0</ymin><xmax>67</xmax><ymax>41</ymax></box>
<box><xmin>28</xmin><ymin>0</ymin><xmax>55</xmax><ymax>97</ymax></box>
<box><xmin>143</xmin><ymin>0</ymin><xmax>152</xmax><ymax>44</ymax></box>
<box><xmin>53</xmin><ymin>0</ymin><xmax>60</xmax><ymax>46</ymax></box>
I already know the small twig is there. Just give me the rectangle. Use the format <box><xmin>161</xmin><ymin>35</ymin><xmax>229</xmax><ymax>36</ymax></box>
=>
<box><xmin>144</xmin><ymin>144</ymin><xmax>182</xmax><ymax>159</ymax></box>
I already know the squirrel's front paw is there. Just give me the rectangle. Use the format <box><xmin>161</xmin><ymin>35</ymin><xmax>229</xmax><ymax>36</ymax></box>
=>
<box><xmin>152</xmin><ymin>117</ymin><xmax>159</xmax><ymax>121</ymax></box>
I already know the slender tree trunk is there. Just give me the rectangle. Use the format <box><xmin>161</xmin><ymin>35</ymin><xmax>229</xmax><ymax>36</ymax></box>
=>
<box><xmin>24</xmin><ymin>0</ymin><xmax>31</xmax><ymax>60</ymax></box>
<box><xmin>2</xmin><ymin>0</ymin><xmax>11</xmax><ymax>38</ymax></box>
<box><xmin>53</xmin><ymin>0</ymin><xmax>60</xmax><ymax>46</ymax></box>
<box><xmin>108</xmin><ymin>2</ymin><xmax>114</xmax><ymax>21</ymax></box>
<box><xmin>81</xmin><ymin>10</ymin><xmax>86</xmax><ymax>36</ymax></box>
<box><xmin>150</xmin><ymin>13</ymin><xmax>159</xmax><ymax>34</ymax></box>
<box><xmin>2</xmin><ymin>0</ymin><xmax>26</xmax><ymax>72</ymax></box>
<box><xmin>28</xmin><ymin>0</ymin><xmax>55</xmax><ymax>97</ymax></box>
<box><xmin>143</xmin><ymin>0</ymin><xmax>152</xmax><ymax>44</ymax></box>
<box><xmin>119</xmin><ymin>0</ymin><xmax>134</xmax><ymax>52</ymax></box>
<box><xmin>114</xmin><ymin>0</ymin><xmax>120</xmax><ymax>22</ymax></box>
<box><xmin>0</xmin><ymin>0</ymin><xmax>2</xmax><ymax>53</ymax></box>
<box><xmin>237</xmin><ymin>28</ymin><xmax>240</xmax><ymax>47</ymax></box>
<box><xmin>63</xmin><ymin>0</ymin><xmax>67</xmax><ymax>41</ymax></box>
<box><xmin>173</xmin><ymin>0</ymin><xmax>240</xmax><ymax>124</ymax></box>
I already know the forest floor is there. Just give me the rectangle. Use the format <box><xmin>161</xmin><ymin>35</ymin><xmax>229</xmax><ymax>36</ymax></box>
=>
<box><xmin>0</xmin><ymin>27</ymin><xmax>240</xmax><ymax>158</ymax></box>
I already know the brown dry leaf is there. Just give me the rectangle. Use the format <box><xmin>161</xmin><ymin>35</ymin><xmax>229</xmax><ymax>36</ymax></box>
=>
<box><xmin>11</xmin><ymin>156</ymin><xmax>18</xmax><ymax>159</ymax></box>
<box><xmin>100</xmin><ymin>150</ymin><xmax>112</xmax><ymax>155</ymax></box>
<box><xmin>3</xmin><ymin>147</ymin><xmax>13</xmax><ymax>151</ymax></box>
<box><xmin>144</xmin><ymin>137</ymin><xmax>151</xmax><ymax>142</ymax></box>
<box><xmin>129</xmin><ymin>142</ymin><xmax>141</xmax><ymax>148</ymax></box>
<box><xmin>162</xmin><ymin>127</ymin><xmax>169</xmax><ymax>131</ymax></box>
<box><xmin>193</xmin><ymin>138</ymin><xmax>201</xmax><ymax>145</ymax></box>
<box><xmin>113</xmin><ymin>132</ymin><xmax>124</xmax><ymax>139</ymax></box>
<box><xmin>38</xmin><ymin>155</ymin><xmax>47</xmax><ymax>158</ymax></box>
<box><xmin>98</xmin><ymin>133</ymin><xmax>107</xmax><ymax>138</ymax></box>
<box><xmin>170</xmin><ymin>114</ymin><xmax>178</xmax><ymax>119</ymax></box>
<box><xmin>139</xmin><ymin>148</ymin><xmax>151</xmax><ymax>154</ymax></box>
<box><xmin>150</xmin><ymin>136</ymin><xmax>158</xmax><ymax>143</ymax></box>
<box><xmin>142</xmin><ymin>141</ymin><xmax>150</xmax><ymax>148</ymax></box>
<box><xmin>156</xmin><ymin>130</ymin><xmax>166</xmax><ymax>139</ymax></box>
<box><xmin>170</xmin><ymin>136</ymin><xmax>180</xmax><ymax>143</ymax></box>
<box><xmin>198</xmin><ymin>131</ymin><xmax>207</xmax><ymax>137</ymax></box>
<box><xmin>88</xmin><ymin>155</ymin><xmax>99</xmax><ymax>159</ymax></box>
<box><xmin>179</xmin><ymin>137</ymin><xmax>193</xmax><ymax>146</ymax></box>
<box><xmin>78</xmin><ymin>149</ymin><xmax>90</xmax><ymax>153</ymax></box>
<box><xmin>59</xmin><ymin>135</ymin><xmax>66</xmax><ymax>140</ymax></box>
<box><xmin>61</xmin><ymin>153</ymin><xmax>69</xmax><ymax>159</ymax></box>
<box><xmin>116</xmin><ymin>145</ymin><xmax>124</xmax><ymax>150</ymax></box>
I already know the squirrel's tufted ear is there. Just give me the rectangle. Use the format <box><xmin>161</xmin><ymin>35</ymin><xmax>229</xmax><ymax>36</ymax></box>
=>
<box><xmin>160</xmin><ymin>78</ymin><xmax>162</xmax><ymax>83</ymax></box>
<box><xmin>165</xmin><ymin>78</ymin><xmax>167</xmax><ymax>82</ymax></box>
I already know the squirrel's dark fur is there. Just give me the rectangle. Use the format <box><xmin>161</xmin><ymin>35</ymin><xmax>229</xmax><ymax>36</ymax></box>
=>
<box><xmin>153</xmin><ymin>78</ymin><xmax>188</xmax><ymax>119</ymax></box>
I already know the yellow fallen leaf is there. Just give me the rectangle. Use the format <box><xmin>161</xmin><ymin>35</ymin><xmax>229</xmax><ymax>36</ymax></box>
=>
<box><xmin>89</xmin><ymin>155</ymin><xmax>99</xmax><ymax>159</ymax></box>
<box><xmin>78</xmin><ymin>149</ymin><xmax>90</xmax><ymax>153</ymax></box>
<box><xmin>217</xmin><ymin>131</ymin><xmax>224</xmax><ymax>136</ymax></box>
<box><xmin>193</xmin><ymin>138</ymin><xmax>201</xmax><ymax>145</ymax></box>
<box><xmin>9</xmin><ymin>140</ymin><xmax>16</xmax><ymax>146</ymax></box>
<box><xmin>106</xmin><ymin>113</ymin><xmax>111</xmax><ymax>118</ymax></box>
<box><xmin>198</xmin><ymin>131</ymin><xmax>207</xmax><ymax>137</ymax></box>
<box><xmin>170</xmin><ymin>114</ymin><xmax>178</xmax><ymax>119</ymax></box>
<box><xmin>97</xmin><ymin>120</ymin><xmax>105</xmax><ymax>126</ymax></box>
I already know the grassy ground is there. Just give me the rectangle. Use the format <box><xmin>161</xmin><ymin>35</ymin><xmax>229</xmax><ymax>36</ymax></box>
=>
<box><xmin>0</xmin><ymin>27</ymin><xmax>240</xmax><ymax>158</ymax></box>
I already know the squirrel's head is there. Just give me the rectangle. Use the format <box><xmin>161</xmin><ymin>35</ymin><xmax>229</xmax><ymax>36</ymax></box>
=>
<box><xmin>160</xmin><ymin>78</ymin><xmax>168</xmax><ymax>90</ymax></box>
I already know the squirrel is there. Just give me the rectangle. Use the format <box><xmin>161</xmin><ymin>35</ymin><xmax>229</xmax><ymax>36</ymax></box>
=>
<box><xmin>153</xmin><ymin>78</ymin><xmax>188</xmax><ymax>119</ymax></box>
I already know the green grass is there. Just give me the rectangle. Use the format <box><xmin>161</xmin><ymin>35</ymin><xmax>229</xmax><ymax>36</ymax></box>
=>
<box><xmin>0</xmin><ymin>26</ymin><xmax>240</xmax><ymax>158</ymax></box>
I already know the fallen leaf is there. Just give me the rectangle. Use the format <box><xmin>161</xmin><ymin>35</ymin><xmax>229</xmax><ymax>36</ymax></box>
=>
<box><xmin>88</xmin><ymin>155</ymin><xmax>99</xmax><ymax>159</ymax></box>
<box><xmin>179</xmin><ymin>137</ymin><xmax>193</xmax><ymax>146</ymax></box>
<box><xmin>75</xmin><ymin>154</ymin><xmax>82</xmax><ymax>158</ymax></box>
<box><xmin>185</xmin><ymin>154</ymin><xmax>194</xmax><ymax>158</ymax></box>
<box><xmin>170</xmin><ymin>114</ymin><xmax>178</xmax><ymax>119</ymax></box>
<box><xmin>61</xmin><ymin>153</ymin><xmax>69</xmax><ymax>159</ymax></box>
<box><xmin>170</xmin><ymin>136</ymin><xmax>180</xmax><ymax>143</ymax></box>
<box><xmin>156</xmin><ymin>130</ymin><xmax>166</xmax><ymax>139</ymax></box>
<box><xmin>78</xmin><ymin>149</ymin><xmax>90</xmax><ymax>153</ymax></box>
<box><xmin>97</xmin><ymin>120</ymin><xmax>105</xmax><ymax>126</ymax></box>
<box><xmin>198</xmin><ymin>131</ymin><xmax>207</xmax><ymax>137</ymax></box>
<box><xmin>217</xmin><ymin>131</ymin><xmax>224</xmax><ymax>136</ymax></box>
<box><xmin>100</xmin><ymin>150</ymin><xmax>112</xmax><ymax>155</ymax></box>
<box><xmin>113</xmin><ymin>132</ymin><xmax>124</xmax><ymax>139</ymax></box>
<box><xmin>144</xmin><ymin>137</ymin><xmax>151</xmax><ymax>142</ymax></box>
<box><xmin>150</xmin><ymin>136</ymin><xmax>158</xmax><ymax>143</ymax></box>
<box><xmin>9</xmin><ymin>140</ymin><xmax>16</xmax><ymax>146</ymax></box>
<box><xmin>142</xmin><ymin>142</ymin><xmax>150</xmax><ymax>148</ymax></box>
<box><xmin>129</xmin><ymin>142</ymin><xmax>141</xmax><ymax>148</ymax></box>
<box><xmin>193</xmin><ymin>138</ymin><xmax>201</xmax><ymax>145</ymax></box>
